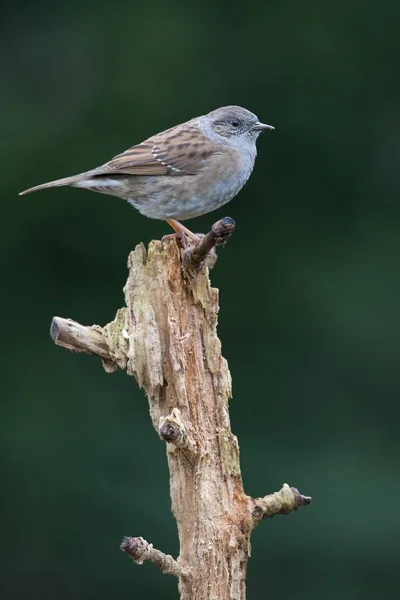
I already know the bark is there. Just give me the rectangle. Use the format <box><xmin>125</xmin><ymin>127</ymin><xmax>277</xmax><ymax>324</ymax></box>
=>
<box><xmin>50</xmin><ymin>220</ymin><xmax>310</xmax><ymax>600</ymax></box>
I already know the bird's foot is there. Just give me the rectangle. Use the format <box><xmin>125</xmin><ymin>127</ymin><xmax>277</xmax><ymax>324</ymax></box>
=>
<box><xmin>162</xmin><ymin>219</ymin><xmax>200</xmax><ymax>250</ymax></box>
<box><xmin>161</xmin><ymin>231</ymin><xmax>199</xmax><ymax>250</ymax></box>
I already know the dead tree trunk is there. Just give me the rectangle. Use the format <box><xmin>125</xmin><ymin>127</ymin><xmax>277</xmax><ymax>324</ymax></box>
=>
<box><xmin>50</xmin><ymin>218</ymin><xmax>310</xmax><ymax>600</ymax></box>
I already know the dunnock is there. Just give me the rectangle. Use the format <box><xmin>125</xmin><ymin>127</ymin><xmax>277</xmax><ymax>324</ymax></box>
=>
<box><xmin>20</xmin><ymin>106</ymin><xmax>274</xmax><ymax>242</ymax></box>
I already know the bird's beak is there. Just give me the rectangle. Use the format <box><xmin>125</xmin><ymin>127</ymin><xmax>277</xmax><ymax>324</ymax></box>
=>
<box><xmin>252</xmin><ymin>122</ymin><xmax>274</xmax><ymax>132</ymax></box>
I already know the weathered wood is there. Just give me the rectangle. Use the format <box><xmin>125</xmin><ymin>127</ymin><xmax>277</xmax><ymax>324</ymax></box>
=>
<box><xmin>120</xmin><ymin>536</ymin><xmax>184</xmax><ymax>577</ymax></box>
<box><xmin>50</xmin><ymin>221</ymin><xmax>311</xmax><ymax>599</ymax></box>
<box><xmin>50</xmin><ymin>317</ymin><xmax>117</xmax><ymax>372</ymax></box>
<box><xmin>50</xmin><ymin>317</ymin><xmax>111</xmax><ymax>360</ymax></box>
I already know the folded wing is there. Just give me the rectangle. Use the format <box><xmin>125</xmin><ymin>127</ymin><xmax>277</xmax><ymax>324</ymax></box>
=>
<box><xmin>102</xmin><ymin>124</ymin><xmax>219</xmax><ymax>177</ymax></box>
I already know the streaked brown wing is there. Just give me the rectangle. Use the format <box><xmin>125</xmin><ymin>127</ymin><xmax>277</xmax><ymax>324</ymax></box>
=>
<box><xmin>102</xmin><ymin>123</ymin><xmax>219</xmax><ymax>177</ymax></box>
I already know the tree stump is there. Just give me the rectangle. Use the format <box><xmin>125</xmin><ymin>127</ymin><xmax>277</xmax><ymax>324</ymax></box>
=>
<box><xmin>50</xmin><ymin>218</ymin><xmax>311</xmax><ymax>600</ymax></box>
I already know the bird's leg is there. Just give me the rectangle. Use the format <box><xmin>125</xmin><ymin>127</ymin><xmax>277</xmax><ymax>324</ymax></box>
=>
<box><xmin>162</xmin><ymin>218</ymin><xmax>200</xmax><ymax>249</ymax></box>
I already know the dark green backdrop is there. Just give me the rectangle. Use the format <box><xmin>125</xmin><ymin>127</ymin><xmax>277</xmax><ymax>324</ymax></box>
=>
<box><xmin>2</xmin><ymin>1</ymin><xmax>400</xmax><ymax>598</ymax></box>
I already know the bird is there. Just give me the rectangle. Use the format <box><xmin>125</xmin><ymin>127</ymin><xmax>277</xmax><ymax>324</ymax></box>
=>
<box><xmin>19</xmin><ymin>106</ymin><xmax>274</xmax><ymax>244</ymax></box>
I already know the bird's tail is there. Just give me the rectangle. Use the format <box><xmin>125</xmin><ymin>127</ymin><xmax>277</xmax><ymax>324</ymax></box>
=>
<box><xmin>19</xmin><ymin>174</ymin><xmax>83</xmax><ymax>196</ymax></box>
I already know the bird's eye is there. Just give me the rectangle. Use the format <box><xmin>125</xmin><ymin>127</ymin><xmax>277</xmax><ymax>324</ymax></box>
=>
<box><xmin>231</xmin><ymin>119</ymin><xmax>241</xmax><ymax>128</ymax></box>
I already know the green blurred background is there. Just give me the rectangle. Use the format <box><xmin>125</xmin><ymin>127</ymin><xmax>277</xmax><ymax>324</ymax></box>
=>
<box><xmin>2</xmin><ymin>0</ymin><xmax>400</xmax><ymax>598</ymax></box>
